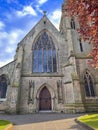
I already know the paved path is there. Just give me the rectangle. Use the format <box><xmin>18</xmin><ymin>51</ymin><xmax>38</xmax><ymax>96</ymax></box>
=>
<box><xmin>0</xmin><ymin>113</ymin><xmax>88</xmax><ymax>130</ymax></box>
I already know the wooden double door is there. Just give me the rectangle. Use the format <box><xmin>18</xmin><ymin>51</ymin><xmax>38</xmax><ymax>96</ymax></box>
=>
<box><xmin>39</xmin><ymin>87</ymin><xmax>51</xmax><ymax>110</ymax></box>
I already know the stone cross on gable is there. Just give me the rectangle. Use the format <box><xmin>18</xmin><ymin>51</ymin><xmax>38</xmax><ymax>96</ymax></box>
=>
<box><xmin>43</xmin><ymin>11</ymin><xmax>47</xmax><ymax>16</ymax></box>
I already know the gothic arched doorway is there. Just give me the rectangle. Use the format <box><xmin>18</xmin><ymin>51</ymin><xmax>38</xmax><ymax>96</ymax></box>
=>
<box><xmin>39</xmin><ymin>87</ymin><xmax>51</xmax><ymax>110</ymax></box>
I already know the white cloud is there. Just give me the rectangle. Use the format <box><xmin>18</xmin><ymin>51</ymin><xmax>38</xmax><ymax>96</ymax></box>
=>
<box><xmin>36</xmin><ymin>5</ymin><xmax>43</xmax><ymax>13</ymax></box>
<box><xmin>0</xmin><ymin>59</ymin><xmax>13</xmax><ymax>68</ymax></box>
<box><xmin>36</xmin><ymin>0</ymin><xmax>48</xmax><ymax>13</ymax></box>
<box><xmin>38</xmin><ymin>0</ymin><xmax>48</xmax><ymax>5</ymax></box>
<box><xmin>0</xmin><ymin>28</ymin><xmax>26</xmax><ymax>67</ymax></box>
<box><xmin>0</xmin><ymin>29</ymin><xmax>24</xmax><ymax>45</ymax></box>
<box><xmin>5</xmin><ymin>47</ymin><xmax>15</xmax><ymax>53</ymax></box>
<box><xmin>17</xmin><ymin>5</ymin><xmax>37</xmax><ymax>17</ymax></box>
<box><xmin>0</xmin><ymin>32</ymin><xmax>8</xmax><ymax>40</ymax></box>
<box><xmin>51</xmin><ymin>10</ymin><xmax>61</xmax><ymax>20</ymax></box>
<box><xmin>8</xmin><ymin>29</ymin><xmax>24</xmax><ymax>44</ymax></box>
<box><xmin>0</xmin><ymin>13</ymin><xmax>38</xmax><ymax>67</ymax></box>
<box><xmin>49</xmin><ymin>9</ymin><xmax>61</xmax><ymax>30</ymax></box>
<box><xmin>0</xmin><ymin>21</ymin><xmax>5</xmax><ymax>30</ymax></box>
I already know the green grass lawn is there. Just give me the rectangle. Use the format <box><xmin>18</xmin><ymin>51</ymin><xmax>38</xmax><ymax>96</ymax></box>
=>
<box><xmin>78</xmin><ymin>114</ymin><xmax>98</xmax><ymax>130</ymax></box>
<box><xmin>0</xmin><ymin>120</ymin><xmax>11</xmax><ymax>130</ymax></box>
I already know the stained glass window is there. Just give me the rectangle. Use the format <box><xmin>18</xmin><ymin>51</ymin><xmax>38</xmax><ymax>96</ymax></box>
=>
<box><xmin>0</xmin><ymin>75</ymin><xmax>7</xmax><ymax>99</ymax></box>
<box><xmin>84</xmin><ymin>71</ymin><xmax>95</xmax><ymax>97</ymax></box>
<box><xmin>33</xmin><ymin>31</ymin><xmax>57</xmax><ymax>73</ymax></box>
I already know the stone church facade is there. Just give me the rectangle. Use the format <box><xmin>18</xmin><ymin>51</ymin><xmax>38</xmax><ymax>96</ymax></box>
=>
<box><xmin>0</xmin><ymin>1</ymin><xmax>98</xmax><ymax>114</ymax></box>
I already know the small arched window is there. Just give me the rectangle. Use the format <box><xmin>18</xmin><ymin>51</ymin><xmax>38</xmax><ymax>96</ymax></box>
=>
<box><xmin>79</xmin><ymin>38</ymin><xmax>83</xmax><ymax>52</ymax></box>
<box><xmin>33</xmin><ymin>31</ymin><xmax>57</xmax><ymax>73</ymax></box>
<box><xmin>0</xmin><ymin>74</ymin><xmax>7</xmax><ymax>99</ymax></box>
<box><xmin>84</xmin><ymin>70</ymin><xmax>95</xmax><ymax>97</ymax></box>
<box><xmin>70</xmin><ymin>18</ymin><xmax>75</xmax><ymax>29</ymax></box>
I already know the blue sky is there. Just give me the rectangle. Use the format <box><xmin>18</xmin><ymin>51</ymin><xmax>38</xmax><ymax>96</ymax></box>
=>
<box><xmin>0</xmin><ymin>0</ymin><xmax>63</xmax><ymax>67</ymax></box>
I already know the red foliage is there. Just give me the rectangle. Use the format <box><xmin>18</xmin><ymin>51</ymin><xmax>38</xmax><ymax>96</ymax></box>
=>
<box><xmin>65</xmin><ymin>0</ymin><xmax>98</xmax><ymax>68</ymax></box>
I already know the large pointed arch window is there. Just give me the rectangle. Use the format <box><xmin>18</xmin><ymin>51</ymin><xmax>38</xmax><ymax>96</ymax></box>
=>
<box><xmin>84</xmin><ymin>70</ymin><xmax>95</xmax><ymax>97</ymax></box>
<box><xmin>33</xmin><ymin>31</ymin><xmax>57</xmax><ymax>73</ymax></box>
<box><xmin>0</xmin><ymin>74</ymin><xmax>7</xmax><ymax>99</ymax></box>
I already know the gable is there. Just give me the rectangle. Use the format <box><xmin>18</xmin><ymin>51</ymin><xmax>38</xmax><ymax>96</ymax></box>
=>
<box><xmin>19</xmin><ymin>15</ymin><xmax>60</xmax><ymax>47</ymax></box>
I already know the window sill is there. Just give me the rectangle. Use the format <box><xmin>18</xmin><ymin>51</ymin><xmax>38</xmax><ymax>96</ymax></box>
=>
<box><xmin>22</xmin><ymin>73</ymin><xmax>64</xmax><ymax>77</ymax></box>
<box><xmin>0</xmin><ymin>98</ymin><xmax>7</xmax><ymax>102</ymax></box>
<box><xmin>85</xmin><ymin>97</ymin><xmax>98</xmax><ymax>100</ymax></box>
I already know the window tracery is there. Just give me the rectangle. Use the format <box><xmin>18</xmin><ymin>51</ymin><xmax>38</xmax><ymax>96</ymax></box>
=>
<box><xmin>84</xmin><ymin>70</ymin><xmax>95</xmax><ymax>97</ymax></box>
<box><xmin>70</xmin><ymin>18</ymin><xmax>75</xmax><ymax>29</ymax></box>
<box><xmin>33</xmin><ymin>31</ymin><xmax>57</xmax><ymax>73</ymax></box>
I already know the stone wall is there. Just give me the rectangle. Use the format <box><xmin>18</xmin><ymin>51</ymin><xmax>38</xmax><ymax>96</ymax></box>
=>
<box><xmin>76</xmin><ymin>58</ymin><xmax>98</xmax><ymax>112</ymax></box>
<box><xmin>0</xmin><ymin>61</ymin><xmax>15</xmax><ymax>112</ymax></box>
<box><xmin>19</xmin><ymin>76</ymin><xmax>64</xmax><ymax>113</ymax></box>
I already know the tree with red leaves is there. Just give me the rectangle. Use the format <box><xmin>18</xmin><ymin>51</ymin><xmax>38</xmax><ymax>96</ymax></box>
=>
<box><xmin>65</xmin><ymin>0</ymin><xmax>98</xmax><ymax>68</ymax></box>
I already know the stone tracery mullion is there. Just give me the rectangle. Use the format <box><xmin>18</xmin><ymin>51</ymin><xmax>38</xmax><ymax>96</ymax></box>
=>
<box><xmin>89</xmin><ymin>75</ymin><xmax>95</xmax><ymax>97</ymax></box>
<box><xmin>86</xmin><ymin>73</ymin><xmax>91</xmax><ymax>96</ymax></box>
<box><xmin>46</xmin><ymin>46</ymin><xmax>48</xmax><ymax>72</ymax></box>
<box><xmin>42</xmin><ymin>49</ymin><xmax>43</xmax><ymax>72</ymax></box>
<box><xmin>33</xmin><ymin>31</ymin><xmax>57</xmax><ymax>73</ymax></box>
<box><xmin>37</xmin><ymin>47</ymin><xmax>39</xmax><ymax>72</ymax></box>
<box><xmin>87</xmin><ymin>74</ymin><xmax>92</xmax><ymax>96</ymax></box>
<box><xmin>84</xmin><ymin>74</ymin><xmax>90</xmax><ymax>97</ymax></box>
<box><xmin>51</xmin><ymin>48</ymin><xmax>53</xmax><ymax>72</ymax></box>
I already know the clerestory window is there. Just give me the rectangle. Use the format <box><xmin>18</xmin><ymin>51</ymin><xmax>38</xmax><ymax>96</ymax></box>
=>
<box><xmin>84</xmin><ymin>71</ymin><xmax>95</xmax><ymax>97</ymax></box>
<box><xmin>33</xmin><ymin>31</ymin><xmax>57</xmax><ymax>73</ymax></box>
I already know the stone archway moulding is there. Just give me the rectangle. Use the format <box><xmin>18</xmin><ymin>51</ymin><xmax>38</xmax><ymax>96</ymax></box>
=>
<box><xmin>36</xmin><ymin>83</ymin><xmax>56</xmax><ymax>99</ymax></box>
